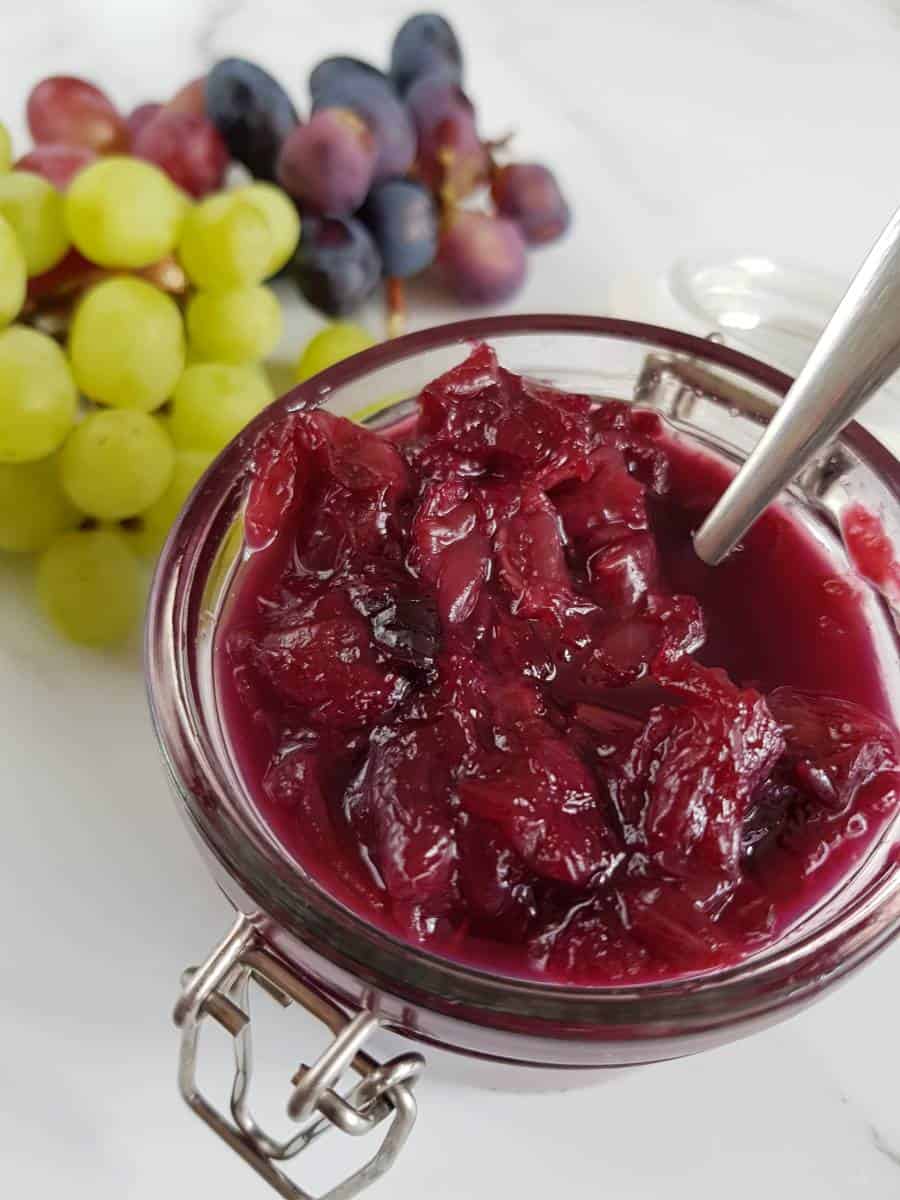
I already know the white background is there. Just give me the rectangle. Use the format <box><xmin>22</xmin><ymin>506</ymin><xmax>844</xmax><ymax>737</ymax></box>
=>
<box><xmin>2</xmin><ymin>1</ymin><xmax>900</xmax><ymax>1197</ymax></box>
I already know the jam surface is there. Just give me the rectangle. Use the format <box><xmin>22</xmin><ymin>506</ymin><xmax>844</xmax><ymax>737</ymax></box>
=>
<box><xmin>219</xmin><ymin>344</ymin><xmax>900</xmax><ymax>984</ymax></box>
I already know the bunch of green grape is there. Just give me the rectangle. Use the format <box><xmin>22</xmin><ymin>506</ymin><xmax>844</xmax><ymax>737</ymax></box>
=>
<box><xmin>0</xmin><ymin>126</ymin><xmax>315</xmax><ymax>647</ymax></box>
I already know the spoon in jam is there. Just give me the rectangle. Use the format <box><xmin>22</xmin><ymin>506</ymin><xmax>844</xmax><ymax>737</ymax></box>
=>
<box><xmin>694</xmin><ymin>204</ymin><xmax>900</xmax><ymax>564</ymax></box>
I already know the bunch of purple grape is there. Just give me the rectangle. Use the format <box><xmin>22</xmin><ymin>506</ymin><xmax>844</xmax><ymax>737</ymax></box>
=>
<box><xmin>205</xmin><ymin>13</ymin><xmax>571</xmax><ymax>322</ymax></box>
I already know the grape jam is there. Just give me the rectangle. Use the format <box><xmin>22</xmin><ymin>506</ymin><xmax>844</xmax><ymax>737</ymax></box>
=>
<box><xmin>219</xmin><ymin>344</ymin><xmax>900</xmax><ymax>985</ymax></box>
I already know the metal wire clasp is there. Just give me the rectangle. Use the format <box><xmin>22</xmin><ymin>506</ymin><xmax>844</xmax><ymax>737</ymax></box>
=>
<box><xmin>174</xmin><ymin>914</ymin><xmax>424</xmax><ymax>1200</ymax></box>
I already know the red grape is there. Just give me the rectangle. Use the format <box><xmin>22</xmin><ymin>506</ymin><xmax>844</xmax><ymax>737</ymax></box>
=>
<box><xmin>127</xmin><ymin>102</ymin><xmax>162</xmax><ymax>141</ymax></box>
<box><xmin>27</xmin><ymin>76</ymin><xmax>129</xmax><ymax>153</ymax></box>
<box><xmin>491</xmin><ymin>163</ymin><xmax>571</xmax><ymax>245</ymax></box>
<box><xmin>406</xmin><ymin>71</ymin><xmax>487</xmax><ymax>198</ymax></box>
<box><xmin>168</xmin><ymin>76</ymin><xmax>207</xmax><ymax>118</ymax></box>
<box><xmin>27</xmin><ymin>248</ymin><xmax>102</xmax><ymax>302</ymax></box>
<box><xmin>438</xmin><ymin>211</ymin><xmax>527</xmax><ymax>305</ymax></box>
<box><xmin>277</xmin><ymin>108</ymin><xmax>376</xmax><ymax>215</ymax></box>
<box><xmin>133</xmin><ymin>110</ymin><xmax>229</xmax><ymax>198</ymax></box>
<box><xmin>15</xmin><ymin>143</ymin><xmax>97</xmax><ymax>189</ymax></box>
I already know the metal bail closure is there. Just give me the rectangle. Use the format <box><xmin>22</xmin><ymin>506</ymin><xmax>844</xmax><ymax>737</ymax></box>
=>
<box><xmin>174</xmin><ymin>914</ymin><xmax>425</xmax><ymax>1200</ymax></box>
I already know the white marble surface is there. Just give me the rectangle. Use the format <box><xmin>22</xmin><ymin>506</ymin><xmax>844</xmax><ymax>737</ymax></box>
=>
<box><xmin>2</xmin><ymin>1</ymin><xmax>900</xmax><ymax>1197</ymax></box>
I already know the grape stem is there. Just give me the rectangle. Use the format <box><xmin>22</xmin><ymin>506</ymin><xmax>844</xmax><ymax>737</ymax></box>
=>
<box><xmin>141</xmin><ymin>257</ymin><xmax>188</xmax><ymax>295</ymax></box>
<box><xmin>22</xmin><ymin>298</ymin><xmax>74</xmax><ymax>340</ymax></box>
<box><xmin>386</xmin><ymin>276</ymin><xmax>406</xmax><ymax>338</ymax></box>
<box><xmin>483</xmin><ymin>132</ymin><xmax>515</xmax><ymax>185</ymax></box>
<box><xmin>483</xmin><ymin>130</ymin><xmax>515</xmax><ymax>156</ymax></box>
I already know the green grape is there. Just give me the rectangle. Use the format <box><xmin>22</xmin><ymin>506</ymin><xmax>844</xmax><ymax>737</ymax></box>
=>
<box><xmin>177</xmin><ymin>193</ymin><xmax>272</xmax><ymax>289</ymax></box>
<box><xmin>0</xmin><ymin>170</ymin><xmax>69</xmax><ymax>275</ymax></box>
<box><xmin>60</xmin><ymin>408</ymin><xmax>175</xmax><ymax>520</ymax></box>
<box><xmin>0</xmin><ymin>325</ymin><xmax>77</xmax><ymax>462</ymax></box>
<box><xmin>168</xmin><ymin>363</ymin><xmax>274</xmax><ymax>452</ymax></box>
<box><xmin>186</xmin><ymin>285</ymin><xmax>282</xmax><ymax>364</ymax></box>
<box><xmin>235</xmin><ymin>182</ymin><xmax>300</xmax><ymax>276</ymax></box>
<box><xmin>183</xmin><ymin>343</ymin><xmax>209</xmax><ymax>367</ymax></box>
<box><xmin>37</xmin><ymin>527</ymin><xmax>140</xmax><ymax>646</ymax></box>
<box><xmin>0</xmin><ymin>122</ymin><xmax>11</xmax><ymax>172</ymax></box>
<box><xmin>294</xmin><ymin>322</ymin><xmax>376</xmax><ymax>383</ymax></box>
<box><xmin>0</xmin><ymin>212</ymin><xmax>26</xmax><ymax>327</ymax></box>
<box><xmin>129</xmin><ymin>449</ymin><xmax>214</xmax><ymax>559</ymax></box>
<box><xmin>0</xmin><ymin>453</ymin><xmax>80</xmax><ymax>552</ymax></box>
<box><xmin>68</xmin><ymin>276</ymin><xmax>185</xmax><ymax>412</ymax></box>
<box><xmin>65</xmin><ymin>156</ymin><xmax>187</xmax><ymax>268</ymax></box>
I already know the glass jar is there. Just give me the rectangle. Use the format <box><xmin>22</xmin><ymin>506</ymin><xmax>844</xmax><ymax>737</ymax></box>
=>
<box><xmin>146</xmin><ymin>315</ymin><xmax>900</xmax><ymax>1198</ymax></box>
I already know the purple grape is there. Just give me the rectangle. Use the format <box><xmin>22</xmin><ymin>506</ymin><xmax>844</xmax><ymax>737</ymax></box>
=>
<box><xmin>277</xmin><ymin>108</ymin><xmax>376</xmax><ymax>215</ymax></box>
<box><xmin>491</xmin><ymin>163</ymin><xmax>571</xmax><ymax>245</ymax></box>
<box><xmin>289</xmin><ymin>214</ymin><xmax>382</xmax><ymax>315</ymax></box>
<box><xmin>390</xmin><ymin>14</ymin><xmax>463</xmax><ymax>94</ymax></box>
<box><xmin>308</xmin><ymin>57</ymin><xmax>415</xmax><ymax>181</ymax></box>
<box><xmin>438</xmin><ymin>211</ymin><xmax>527</xmax><ymax>305</ymax></box>
<box><xmin>309</xmin><ymin>57</ymin><xmax>385</xmax><ymax>99</ymax></box>
<box><xmin>205</xmin><ymin>58</ymin><xmax>298</xmax><ymax>180</ymax></box>
<box><xmin>361</xmin><ymin>179</ymin><xmax>437</xmax><ymax>278</ymax></box>
<box><xmin>405</xmin><ymin>70</ymin><xmax>487</xmax><ymax>198</ymax></box>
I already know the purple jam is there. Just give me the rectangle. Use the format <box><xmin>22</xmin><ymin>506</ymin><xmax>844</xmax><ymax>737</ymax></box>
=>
<box><xmin>218</xmin><ymin>344</ymin><xmax>900</xmax><ymax>985</ymax></box>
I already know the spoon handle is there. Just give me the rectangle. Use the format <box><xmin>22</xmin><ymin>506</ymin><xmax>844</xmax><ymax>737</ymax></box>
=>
<box><xmin>694</xmin><ymin>205</ymin><xmax>900</xmax><ymax>565</ymax></box>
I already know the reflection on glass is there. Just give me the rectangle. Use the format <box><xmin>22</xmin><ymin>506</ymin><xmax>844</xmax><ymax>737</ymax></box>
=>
<box><xmin>666</xmin><ymin>253</ymin><xmax>899</xmax><ymax>436</ymax></box>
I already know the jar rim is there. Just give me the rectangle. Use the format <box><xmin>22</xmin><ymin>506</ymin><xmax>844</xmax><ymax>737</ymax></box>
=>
<box><xmin>146</xmin><ymin>313</ymin><xmax>900</xmax><ymax>1038</ymax></box>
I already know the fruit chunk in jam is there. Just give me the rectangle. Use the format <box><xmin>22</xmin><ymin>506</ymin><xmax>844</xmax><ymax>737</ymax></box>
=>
<box><xmin>220</xmin><ymin>344</ymin><xmax>900</xmax><ymax>984</ymax></box>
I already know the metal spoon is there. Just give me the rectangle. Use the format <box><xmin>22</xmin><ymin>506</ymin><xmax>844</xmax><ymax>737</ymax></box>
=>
<box><xmin>694</xmin><ymin>205</ymin><xmax>900</xmax><ymax>565</ymax></box>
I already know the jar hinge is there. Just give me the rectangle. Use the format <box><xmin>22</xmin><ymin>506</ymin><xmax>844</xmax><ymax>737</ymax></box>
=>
<box><xmin>173</xmin><ymin>913</ymin><xmax>424</xmax><ymax>1200</ymax></box>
